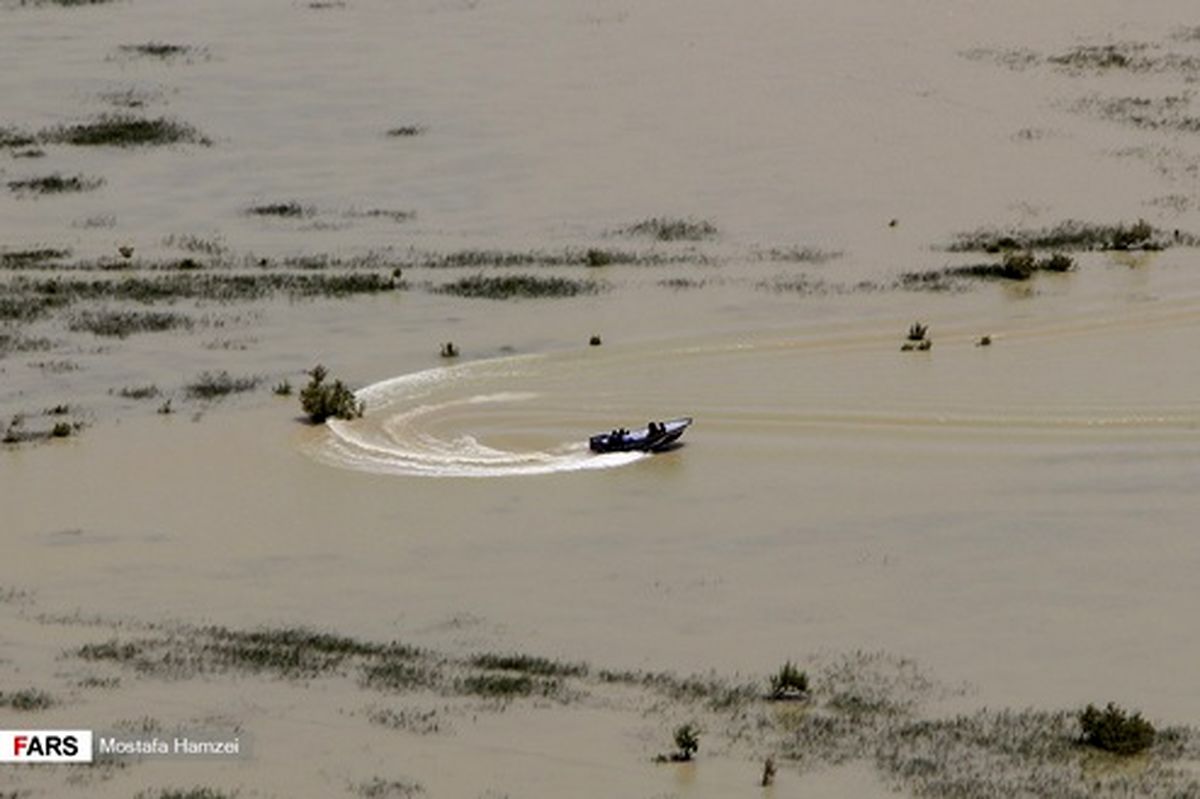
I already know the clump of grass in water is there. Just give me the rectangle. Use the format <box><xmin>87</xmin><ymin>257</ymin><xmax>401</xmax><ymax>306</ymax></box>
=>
<box><xmin>299</xmin><ymin>365</ymin><xmax>362</xmax><ymax>422</ymax></box>
<box><xmin>7</xmin><ymin>271</ymin><xmax>400</xmax><ymax>306</ymax></box>
<box><xmin>351</xmin><ymin>777</ymin><xmax>424</xmax><ymax>798</ymax></box>
<box><xmin>360</xmin><ymin>659</ymin><xmax>439</xmax><ymax>693</ymax></box>
<box><xmin>184</xmin><ymin>371</ymin><xmax>260</xmax><ymax>400</ymax></box>
<box><xmin>245</xmin><ymin>201</ymin><xmax>313</xmax><ymax>218</ymax></box>
<box><xmin>117</xmin><ymin>42</ymin><xmax>197</xmax><ymax>59</ymax></box>
<box><xmin>134</xmin><ymin>789</ymin><xmax>238</xmax><ymax>799</ymax></box>
<box><xmin>947</xmin><ymin>219</ymin><xmax>1165</xmax><ymax>252</ymax></box>
<box><xmin>418</xmin><ymin>248</ymin><xmax>690</xmax><ymax>268</ymax></box>
<box><xmin>654</xmin><ymin>723</ymin><xmax>700</xmax><ymax>762</ymax></box>
<box><xmin>436</xmin><ymin>274</ymin><xmax>604</xmax><ymax>299</ymax></box>
<box><xmin>768</xmin><ymin>660</ymin><xmax>810</xmax><ymax>700</ymax></box>
<box><xmin>468</xmin><ymin>653</ymin><xmax>588</xmax><ymax>677</ymax></box>
<box><xmin>7</xmin><ymin>173</ymin><xmax>104</xmax><ymax>195</ymax></box>
<box><xmin>0</xmin><ymin>688</ymin><xmax>55</xmax><ymax>711</ymax></box>
<box><xmin>658</xmin><ymin>277</ymin><xmax>707</xmax><ymax>290</ymax></box>
<box><xmin>118</xmin><ymin>384</ymin><xmax>160</xmax><ymax>399</ymax></box>
<box><xmin>386</xmin><ymin>125</ymin><xmax>425</xmax><ymax>137</ymax></box>
<box><xmin>69</xmin><ymin>309</ymin><xmax>192</xmax><ymax>337</ymax></box>
<box><xmin>43</xmin><ymin>115</ymin><xmax>209</xmax><ymax>147</ymax></box>
<box><xmin>0</xmin><ymin>126</ymin><xmax>38</xmax><ymax>149</ymax></box>
<box><xmin>1</xmin><ymin>248</ymin><xmax>71</xmax><ymax>267</ymax></box>
<box><xmin>616</xmin><ymin>216</ymin><xmax>718</xmax><ymax>241</ymax></box>
<box><xmin>366</xmin><ymin>707</ymin><xmax>442</xmax><ymax>735</ymax></box>
<box><xmin>1080</xmin><ymin>702</ymin><xmax>1156</xmax><ymax>755</ymax></box>
<box><xmin>1048</xmin><ymin>43</ymin><xmax>1148</xmax><ymax>72</ymax></box>
<box><xmin>458</xmin><ymin>673</ymin><xmax>560</xmax><ymax>699</ymax></box>
<box><xmin>0</xmin><ymin>292</ymin><xmax>70</xmax><ymax>322</ymax></box>
<box><xmin>162</xmin><ymin>234</ymin><xmax>228</xmax><ymax>257</ymax></box>
<box><xmin>756</xmin><ymin>246</ymin><xmax>843</xmax><ymax>264</ymax></box>
<box><xmin>898</xmin><ymin>251</ymin><xmax>1076</xmax><ymax>291</ymax></box>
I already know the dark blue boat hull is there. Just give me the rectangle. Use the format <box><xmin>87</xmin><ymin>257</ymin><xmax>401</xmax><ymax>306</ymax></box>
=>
<box><xmin>589</xmin><ymin>417</ymin><xmax>692</xmax><ymax>453</ymax></box>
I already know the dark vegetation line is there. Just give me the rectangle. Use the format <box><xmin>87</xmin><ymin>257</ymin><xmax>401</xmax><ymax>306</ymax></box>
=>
<box><xmin>62</xmin><ymin>623</ymin><xmax>1200</xmax><ymax>797</ymax></box>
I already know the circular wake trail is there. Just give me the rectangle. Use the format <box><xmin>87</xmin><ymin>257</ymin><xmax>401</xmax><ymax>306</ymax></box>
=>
<box><xmin>310</xmin><ymin>361</ymin><xmax>648</xmax><ymax>478</ymax></box>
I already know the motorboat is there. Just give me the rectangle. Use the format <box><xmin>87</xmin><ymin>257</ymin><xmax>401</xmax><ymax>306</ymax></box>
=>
<box><xmin>589</xmin><ymin>417</ymin><xmax>692</xmax><ymax>453</ymax></box>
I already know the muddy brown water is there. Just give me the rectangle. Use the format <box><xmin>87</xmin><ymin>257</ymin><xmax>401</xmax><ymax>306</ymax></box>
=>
<box><xmin>4</xmin><ymin>0</ymin><xmax>1200</xmax><ymax>796</ymax></box>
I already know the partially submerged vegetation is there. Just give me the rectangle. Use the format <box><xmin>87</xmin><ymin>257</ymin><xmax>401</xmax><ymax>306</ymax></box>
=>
<box><xmin>0</xmin><ymin>688</ymin><xmax>55</xmax><ymax>711</ymax></box>
<box><xmin>299</xmin><ymin>365</ymin><xmax>363</xmax><ymax>422</ymax></box>
<box><xmin>245</xmin><ymin>201</ymin><xmax>314</xmax><ymax>219</ymax></box>
<box><xmin>435</xmin><ymin>274</ymin><xmax>605</xmax><ymax>299</ymax></box>
<box><xmin>184</xmin><ymin>371</ymin><xmax>260</xmax><ymax>400</ymax></box>
<box><xmin>615</xmin><ymin>217</ymin><xmax>718</xmax><ymax>241</ymax></box>
<box><xmin>1</xmin><ymin>247</ymin><xmax>70</xmax><ymax>268</ymax></box>
<box><xmin>117</xmin><ymin>42</ymin><xmax>203</xmax><ymax>60</ymax></box>
<box><xmin>946</xmin><ymin>220</ymin><xmax>1168</xmax><ymax>252</ymax></box>
<box><xmin>69</xmin><ymin>309</ymin><xmax>192</xmax><ymax>337</ymax></box>
<box><xmin>1080</xmin><ymin>702</ymin><xmax>1157</xmax><ymax>755</ymax></box>
<box><xmin>61</xmin><ymin>624</ymin><xmax>1200</xmax><ymax>797</ymax></box>
<box><xmin>900</xmin><ymin>251</ymin><xmax>1076</xmax><ymax>292</ymax></box>
<box><xmin>7</xmin><ymin>173</ymin><xmax>104</xmax><ymax>195</ymax></box>
<box><xmin>42</xmin><ymin>115</ymin><xmax>209</xmax><ymax>147</ymax></box>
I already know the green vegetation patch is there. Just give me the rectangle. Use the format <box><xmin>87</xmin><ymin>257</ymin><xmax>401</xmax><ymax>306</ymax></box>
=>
<box><xmin>458</xmin><ymin>673</ymin><xmax>560</xmax><ymax>699</ymax></box>
<box><xmin>0</xmin><ymin>292</ymin><xmax>69</xmax><ymax>322</ymax></box>
<box><xmin>0</xmin><ymin>688</ymin><xmax>55</xmax><ymax>711</ymax></box>
<box><xmin>117</xmin><ymin>42</ymin><xmax>199</xmax><ymax>59</ymax></box>
<box><xmin>436</xmin><ymin>274</ymin><xmax>605</xmax><ymax>299</ymax></box>
<box><xmin>184</xmin><ymin>371</ymin><xmax>260</xmax><ymax>400</ymax></box>
<box><xmin>756</xmin><ymin>246</ymin><xmax>843</xmax><ymax>264</ymax></box>
<box><xmin>946</xmin><ymin>220</ymin><xmax>1167</xmax><ymax>252</ymax></box>
<box><xmin>468</xmin><ymin>653</ymin><xmax>588</xmax><ymax>677</ymax></box>
<box><xmin>899</xmin><ymin>251</ymin><xmax>1076</xmax><ymax>291</ymax></box>
<box><xmin>615</xmin><ymin>216</ymin><xmax>718</xmax><ymax>241</ymax></box>
<box><xmin>134</xmin><ymin>789</ymin><xmax>238</xmax><ymax>799</ymax></box>
<box><xmin>7</xmin><ymin>173</ymin><xmax>103</xmax><ymax>195</ymax></box>
<box><xmin>0</xmin><ymin>126</ymin><xmax>38</xmax><ymax>149</ymax></box>
<box><xmin>69</xmin><ymin>309</ymin><xmax>192</xmax><ymax>337</ymax></box>
<box><xmin>118</xmin><ymin>385</ymin><xmax>161</xmax><ymax>399</ymax></box>
<box><xmin>415</xmin><ymin>248</ymin><xmax>697</xmax><ymax>268</ymax></box>
<box><xmin>360</xmin><ymin>659</ymin><xmax>440</xmax><ymax>693</ymax></box>
<box><xmin>1</xmin><ymin>248</ymin><xmax>71</xmax><ymax>268</ymax></box>
<box><xmin>44</xmin><ymin>115</ymin><xmax>209</xmax><ymax>147</ymax></box>
<box><xmin>352</xmin><ymin>777</ymin><xmax>424</xmax><ymax>798</ymax></box>
<box><xmin>299</xmin><ymin>365</ymin><xmax>363</xmax><ymax>422</ymax></box>
<box><xmin>245</xmin><ymin>201</ymin><xmax>313</xmax><ymax>218</ymax></box>
<box><xmin>1080</xmin><ymin>702</ymin><xmax>1156</xmax><ymax>755</ymax></box>
<box><xmin>6</xmin><ymin>271</ymin><xmax>400</xmax><ymax>306</ymax></box>
<box><xmin>386</xmin><ymin>125</ymin><xmax>425</xmax><ymax>137</ymax></box>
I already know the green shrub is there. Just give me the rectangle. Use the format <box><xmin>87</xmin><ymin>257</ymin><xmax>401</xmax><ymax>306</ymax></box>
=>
<box><xmin>299</xmin><ymin>365</ymin><xmax>363</xmax><ymax>422</ymax></box>
<box><xmin>999</xmin><ymin>250</ymin><xmax>1036</xmax><ymax>280</ymax></box>
<box><xmin>1037</xmin><ymin>252</ymin><xmax>1075</xmax><ymax>272</ymax></box>
<box><xmin>673</xmin><ymin>723</ymin><xmax>700</xmax><ymax>760</ymax></box>
<box><xmin>768</xmin><ymin>660</ymin><xmax>809</xmax><ymax>700</ymax></box>
<box><xmin>1079</xmin><ymin>702</ymin><xmax>1155</xmax><ymax>755</ymax></box>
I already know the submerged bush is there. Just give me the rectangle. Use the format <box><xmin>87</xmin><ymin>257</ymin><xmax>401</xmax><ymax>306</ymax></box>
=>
<box><xmin>768</xmin><ymin>660</ymin><xmax>810</xmax><ymax>700</ymax></box>
<box><xmin>299</xmin><ymin>365</ymin><xmax>363</xmax><ymax>422</ymax></box>
<box><xmin>184</xmin><ymin>371</ymin><xmax>260</xmax><ymax>400</ymax></box>
<box><xmin>672</xmin><ymin>723</ymin><xmax>700</xmax><ymax>761</ymax></box>
<box><xmin>435</xmin><ymin>274</ymin><xmax>603</xmax><ymax>299</ymax></box>
<box><xmin>7</xmin><ymin>173</ymin><xmax>104</xmax><ymax>195</ymax></box>
<box><xmin>617</xmin><ymin>217</ymin><xmax>718</xmax><ymax>241</ymax></box>
<box><xmin>1079</xmin><ymin>702</ymin><xmax>1156</xmax><ymax>755</ymax></box>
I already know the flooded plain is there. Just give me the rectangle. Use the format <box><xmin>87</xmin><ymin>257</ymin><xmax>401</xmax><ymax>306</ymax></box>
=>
<box><xmin>4</xmin><ymin>0</ymin><xmax>1200</xmax><ymax>797</ymax></box>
